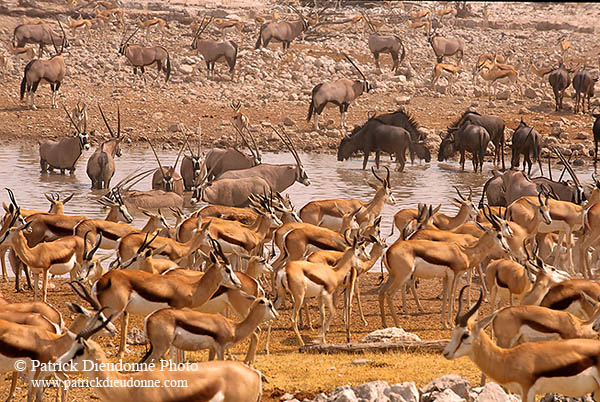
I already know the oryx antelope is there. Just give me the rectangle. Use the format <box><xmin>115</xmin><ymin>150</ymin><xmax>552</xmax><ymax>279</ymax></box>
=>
<box><xmin>19</xmin><ymin>19</ymin><xmax>68</xmax><ymax>110</ymax></box>
<box><xmin>216</xmin><ymin>127</ymin><xmax>310</xmax><ymax>193</ymax></box>
<box><xmin>13</xmin><ymin>22</ymin><xmax>69</xmax><ymax>56</ymax></box>
<box><xmin>87</xmin><ymin>104</ymin><xmax>123</xmax><ymax>189</ymax></box>
<box><xmin>149</xmin><ymin>138</ymin><xmax>186</xmax><ymax>196</ymax></box>
<box><xmin>307</xmin><ymin>53</ymin><xmax>373</xmax><ymax>130</ymax></box>
<box><xmin>428</xmin><ymin>29</ymin><xmax>464</xmax><ymax>63</ymax></box>
<box><xmin>255</xmin><ymin>6</ymin><xmax>309</xmax><ymax>50</ymax></box>
<box><xmin>118</xmin><ymin>27</ymin><xmax>171</xmax><ymax>84</ymax></box>
<box><xmin>180</xmin><ymin>122</ymin><xmax>204</xmax><ymax>190</ymax></box>
<box><xmin>192</xmin><ymin>17</ymin><xmax>238</xmax><ymax>80</ymax></box>
<box><xmin>39</xmin><ymin>104</ymin><xmax>91</xmax><ymax>174</ymax></box>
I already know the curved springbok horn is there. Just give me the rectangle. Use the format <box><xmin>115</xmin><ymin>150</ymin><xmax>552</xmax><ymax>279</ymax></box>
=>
<box><xmin>5</xmin><ymin>188</ymin><xmax>19</xmax><ymax>209</ymax></box>
<box><xmin>68</xmin><ymin>279</ymin><xmax>102</xmax><ymax>310</ymax></box>
<box><xmin>89</xmin><ymin>233</ymin><xmax>103</xmax><ymax>260</ymax></box>
<box><xmin>83</xmin><ymin>231</ymin><xmax>90</xmax><ymax>260</ymax></box>
<box><xmin>146</xmin><ymin>139</ymin><xmax>168</xmax><ymax>182</ymax></box>
<box><xmin>343</xmin><ymin>52</ymin><xmax>367</xmax><ymax>82</ymax></box>
<box><xmin>384</xmin><ymin>166</ymin><xmax>391</xmax><ymax>186</ymax></box>
<box><xmin>371</xmin><ymin>166</ymin><xmax>384</xmax><ymax>183</ymax></box>
<box><xmin>63</xmin><ymin>104</ymin><xmax>82</xmax><ymax>134</ymax></box>
<box><xmin>63</xmin><ymin>193</ymin><xmax>74</xmax><ymax>204</ymax></box>
<box><xmin>453</xmin><ymin>186</ymin><xmax>465</xmax><ymax>201</ymax></box>
<box><xmin>455</xmin><ymin>286</ymin><xmax>483</xmax><ymax>327</ymax></box>
<box><xmin>77</xmin><ymin>308</ymin><xmax>114</xmax><ymax>340</ymax></box>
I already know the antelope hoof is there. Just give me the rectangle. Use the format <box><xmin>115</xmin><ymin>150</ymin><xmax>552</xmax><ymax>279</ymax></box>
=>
<box><xmin>30</xmin><ymin>105</ymin><xmax>38</xmax><ymax>111</ymax></box>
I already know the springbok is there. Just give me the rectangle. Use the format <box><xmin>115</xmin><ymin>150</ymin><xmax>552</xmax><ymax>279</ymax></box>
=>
<box><xmin>307</xmin><ymin>53</ymin><xmax>373</xmax><ymax>130</ymax></box>
<box><xmin>118</xmin><ymin>27</ymin><xmax>171</xmax><ymax>84</ymax></box>
<box><xmin>476</xmin><ymin>59</ymin><xmax>522</xmax><ymax>100</ymax></box>
<box><xmin>68</xmin><ymin>17</ymin><xmax>92</xmax><ymax>40</ymax></box>
<box><xmin>212</xmin><ymin>17</ymin><xmax>243</xmax><ymax>37</ymax></box>
<box><xmin>192</xmin><ymin>16</ymin><xmax>238</xmax><ymax>80</ymax></box>
<box><xmin>431</xmin><ymin>59</ymin><xmax>462</xmax><ymax>94</ymax></box>
<box><xmin>87</xmin><ymin>104</ymin><xmax>123</xmax><ymax>189</ymax></box>
<box><xmin>19</xmin><ymin>19</ymin><xmax>68</xmax><ymax>110</ymax></box>
<box><xmin>136</xmin><ymin>17</ymin><xmax>167</xmax><ymax>36</ymax></box>
<box><xmin>444</xmin><ymin>287</ymin><xmax>600</xmax><ymax>402</ymax></box>
<box><xmin>255</xmin><ymin>5</ymin><xmax>309</xmax><ymax>50</ymax></box>
<box><xmin>39</xmin><ymin>104</ymin><xmax>91</xmax><ymax>174</ymax></box>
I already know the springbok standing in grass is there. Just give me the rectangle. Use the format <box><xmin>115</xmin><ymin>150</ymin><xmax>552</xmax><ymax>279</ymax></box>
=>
<box><xmin>118</xmin><ymin>27</ymin><xmax>171</xmax><ymax>84</ymax></box>
<box><xmin>87</xmin><ymin>104</ymin><xmax>123</xmax><ymax>189</ymax></box>
<box><xmin>191</xmin><ymin>16</ymin><xmax>238</xmax><ymax>81</ymax></box>
<box><xmin>19</xmin><ymin>19</ymin><xmax>68</xmax><ymax>110</ymax></box>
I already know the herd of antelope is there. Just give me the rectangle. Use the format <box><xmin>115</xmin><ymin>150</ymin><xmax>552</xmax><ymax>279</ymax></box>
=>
<box><xmin>4</xmin><ymin>2</ymin><xmax>600</xmax><ymax>402</ymax></box>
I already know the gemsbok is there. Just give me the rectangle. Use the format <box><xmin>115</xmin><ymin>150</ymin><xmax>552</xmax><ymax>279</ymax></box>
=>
<box><xmin>118</xmin><ymin>27</ymin><xmax>171</xmax><ymax>84</ymax></box>
<box><xmin>191</xmin><ymin>16</ymin><xmax>238</xmax><ymax>80</ymax></box>
<box><xmin>87</xmin><ymin>104</ymin><xmax>123</xmax><ymax>189</ymax></box>
<box><xmin>255</xmin><ymin>5</ymin><xmax>309</xmax><ymax>50</ymax></box>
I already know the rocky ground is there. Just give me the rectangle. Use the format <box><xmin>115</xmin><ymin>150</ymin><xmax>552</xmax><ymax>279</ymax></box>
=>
<box><xmin>0</xmin><ymin>1</ymin><xmax>600</xmax><ymax>164</ymax></box>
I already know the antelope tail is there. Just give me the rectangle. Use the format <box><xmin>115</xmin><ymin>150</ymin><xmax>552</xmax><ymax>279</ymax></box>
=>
<box><xmin>229</xmin><ymin>40</ymin><xmax>238</xmax><ymax>72</ymax></box>
<box><xmin>20</xmin><ymin>60</ymin><xmax>35</xmax><ymax>101</ymax></box>
<box><xmin>254</xmin><ymin>23</ymin><xmax>266</xmax><ymax>49</ymax></box>
<box><xmin>307</xmin><ymin>83</ymin><xmax>323</xmax><ymax>122</ymax></box>
<box><xmin>532</xmin><ymin>129</ymin><xmax>540</xmax><ymax>163</ymax></box>
<box><xmin>165</xmin><ymin>51</ymin><xmax>171</xmax><ymax>83</ymax></box>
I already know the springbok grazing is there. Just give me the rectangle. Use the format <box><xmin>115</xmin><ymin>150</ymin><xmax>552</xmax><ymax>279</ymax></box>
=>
<box><xmin>87</xmin><ymin>104</ymin><xmax>123</xmax><ymax>189</ymax></box>
<box><xmin>572</xmin><ymin>68</ymin><xmax>597</xmax><ymax>114</ymax></box>
<box><xmin>40</xmin><ymin>104</ymin><xmax>91</xmax><ymax>174</ymax></box>
<box><xmin>431</xmin><ymin>59</ymin><xmax>462</xmax><ymax>94</ymax></box>
<box><xmin>307</xmin><ymin>53</ymin><xmax>373</xmax><ymax>130</ymax></box>
<box><xmin>379</xmin><ymin>213</ymin><xmax>509</xmax><ymax>329</ymax></box>
<box><xmin>13</xmin><ymin>21</ymin><xmax>69</xmax><ymax>56</ymax></box>
<box><xmin>8</xmin><ymin>44</ymin><xmax>36</xmax><ymax>65</ymax></box>
<box><xmin>275</xmin><ymin>234</ymin><xmax>368</xmax><ymax>345</ymax></box>
<box><xmin>337</xmin><ymin>117</ymin><xmax>414</xmax><ymax>171</ymax></box>
<box><xmin>212</xmin><ymin>17</ymin><xmax>244</xmax><ymax>38</ymax></box>
<box><xmin>438</xmin><ymin>123</ymin><xmax>490</xmax><ymax>172</ymax></box>
<box><xmin>448</xmin><ymin>110</ymin><xmax>506</xmax><ymax>168</ymax></box>
<box><xmin>548</xmin><ymin>61</ymin><xmax>572</xmax><ymax>111</ymax></box>
<box><xmin>216</xmin><ymin>127</ymin><xmax>310</xmax><ymax>193</ymax></box>
<box><xmin>84</xmin><ymin>237</ymin><xmax>242</xmax><ymax>358</ymax></box>
<box><xmin>0</xmin><ymin>215</ymin><xmax>88</xmax><ymax>302</ymax></box>
<box><xmin>68</xmin><ymin>17</ymin><xmax>92</xmax><ymax>40</ymax></box>
<box><xmin>141</xmin><ymin>297</ymin><xmax>278</xmax><ymax>365</ymax></box>
<box><xmin>255</xmin><ymin>5</ymin><xmax>309</xmax><ymax>50</ymax></box>
<box><xmin>201</xmin><ymin>123</ymin><xmax>261</xmax><ymax>182</ymax></box>
<box><xmin>428</xmin><ymin>29</ymin><xmax>464</xmax><ymax>63</ymax></box>
<box><xmin>510</xmin><ymin>119</ymin><xmax>543</xmax><ymax>175</ymax></box>
<box><xmin>57</xmin><ymin>338</ymin><xmax>264</xmax><ymax>402</ymax></box>
<box><xmin>410</xmin><ymin>8</ymin><xmax>432</xmax><ymax>21</ymax></box>
<box><xmin>19</xmin><ymin>19</ymin><xmax>68</xmax><ymax>110</ymax></box>
<box><xmin>444</xmin><ymin>287</ymin><xmax>600</xmax><ymax>402</ymax></box>
<box><xmin>149</xmin><ymin>138</ymin><xmax>186</xmax><ymax>196</ymax></box>
<box><xmin>191</xmin><ymin>17</ymin><xmax>238</xmax><ymax>81</ymax></box>
<box><xmin>96</xmin><ymin>8</ymin><xmax>125</xmax><ymax>26</ymax></box>
<box><xmin>530</xmin><ymin>60</ymin><xmax>554</xmax><ymax>88</ymax></box>
<box><xmin>409</xmin><ymin>20</ymin><xmax>431</xmax><ymax>35</ymax></box>
<box><xmin>136</xmin><ymin>17</ymin><xmax>167</xmax><ymax>37</ymax></box>
<box><xmin>118</xmin><ymin>27</ymin><xmax>171</xmax><ymax>84</ymax></box>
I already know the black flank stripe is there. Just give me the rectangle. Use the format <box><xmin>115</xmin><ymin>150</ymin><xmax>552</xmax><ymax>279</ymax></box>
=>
<box><xmin>537</xmin><ymin>357</ymin><xmax>596</xmax><ymax>378</ymax></box>
<box><xmin>549</xmin><ymin>294</ymin><xmax>580</xmax><ymax>311</ymax></box>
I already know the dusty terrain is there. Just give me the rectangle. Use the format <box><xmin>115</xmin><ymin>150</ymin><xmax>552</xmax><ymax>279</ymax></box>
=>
<box><xmin>1</xmin><ymin>0</ymin><xmax>600</xmax><ymax>400</ymax></box>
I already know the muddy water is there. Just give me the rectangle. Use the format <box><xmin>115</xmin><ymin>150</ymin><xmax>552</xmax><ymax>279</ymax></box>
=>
<box><xmin>0</xmin><ymin>145</ymin><xmax>595</xmax><ymax>266</ymax></box>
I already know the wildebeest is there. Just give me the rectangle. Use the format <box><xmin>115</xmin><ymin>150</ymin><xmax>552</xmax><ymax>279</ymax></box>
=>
<box><xmin>367</xmin><ymin>32</ymin><xmax>406</xmax><ymax>74</ymax></box>
<box><xmin>370</xmin><ymin>107</ymin><xmax>427</xmax><ymax>142</ymax></box>
<box><xmin>13</xmin><ymin>23</ymin><xmax>69</xmax><ymax>56</ymax></box>
<box><xmin>572</xmin><ymin>68</ymin><xmax>596</xmax><ymax>114</ymax></box>
<box><xmin>87</xmin><ymin>104</ymin><xmax>123</xmax><ymax>189</ymax></box>
<box><xmin>593</xmin><ymin>110</ymin><xmax>600</xmax><ymax>164</ymax></box>
<box><xmin>255</xmin><ymin>6</ymin><xmax>308</xmax><ymax>50</ymax></box>
<box><xmin>448</xmin><ymin>110</ymin><xmax>506</xmax><ymax>169</ymax></box>
<box><xmin>511</xmin><ymin>119</ymin><xmax>542</xmax><ymax>175</ymax></box>
<box><xmin>428</xmin><ymin>29</ymin><xmax>464</xmax><ymax>63</ymax></box>
<box><xmin>40</xmin><ymin>105</ymin><xmax>91</xmax><ymax>174</ymax></box>
<box><xmin>337</xmin><ymin>117</ymin><xmax>414</xmax><ymax>171</ymax></box>
<box><xmin>118</xmin><ymin>27</ymin><xmax>171</xmax><ymax>84</ymax></box>
<box><xmin>307</xmin><ymin>53</ymin><xmax>373</xmax><ymax>130</ymax></box>
<box><xmin>191</xmin><ymin>16</ymin><xmax>238</xmax><ymax>80</ymax></box>
<box><xmin>438</xmin><ymin>123</ymin><xmax>489</xmax><ymax>172</ymax></box>
<box><xmin>548</xmin><ymin>62</ymin><xmax>571</xmax><ymax>111</ymax></box>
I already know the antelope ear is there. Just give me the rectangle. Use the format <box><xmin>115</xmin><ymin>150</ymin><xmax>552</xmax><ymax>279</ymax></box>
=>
<box><xmin>2</xmin><ymin>202</ymin><xmax>9</xmax><ymax>213</ymax></box>
<box><xmin>367</xmin><ymin>181</ymin><xmax>378</xmax><ymax>190</ymax></box>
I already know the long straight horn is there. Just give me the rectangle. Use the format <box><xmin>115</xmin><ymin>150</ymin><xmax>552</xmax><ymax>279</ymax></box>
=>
<box><xmin>63</xmin><ymin>104</ymin><xmax>82</xmax><ymax>134</ymax></box>
<box><xmin>98</xmin><ymin>104</ymin><xmax>116</xmax><ymax>137</ymax></box>
<box><xmin>146</xmin><ymin>139</ymin><xmax>167</xmax><ymax>181</ymax></box>
<box><xmin>116</xmin><ymin>104</ymin><xmax>121</xmax><ymax>138</ymax></box>
<box><xmin>231</xmin><ymin>121</ymin><xmax>254</xmax><ymax>158</ymax></box>
<box><xmin>197</xmin><ymin>119</ymin><xmax>202</xmax><ymax>157</ymax></box>
<box><xmin>123</xmin><ymin>25</ymin><xmax>140</xmax><ymax>47</ymax></box>
<box><xmin>343</xmin><ymin>52</ymin><xmax>367</xmax><ymax>81</ymax></box>
<box><xmin>56</xmin><ymin>16</ymin><xmax>67</xmax><ymax>54</ymax></box>
<box><xmin>245</xmin><ymin>126</ymin><xmax>261</xmax><ymax>161</ymax></box>
<box><xmin>173</xmin><ymin>132</ymin><xmax>189</xmax><ymax>171</ymax></box>
<box><xmin>279</xmin><ymin>127</ymin><xmax>302</xmax><ymax>165</ymax></box>
<box><xmin>552</xmin><ymin>146</ymin><xmax>581</xmax><ymax>188</ymax></box>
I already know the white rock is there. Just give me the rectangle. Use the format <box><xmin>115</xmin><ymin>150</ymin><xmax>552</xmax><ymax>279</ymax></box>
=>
<box><xmin>429</xmin><ymin>389</ymin><xmax>466</xmax><ymax>402</ymax></box>
<box><xmin>421</xmin><ymin>375</ymin><xmax>472</xmax><ymax>402</ymax></box>
<box><xmin>358</xmin><ymin>327</ymin><xmax>421</xmax><ymax>343</ymax></box>
<box><xmin>352</xmin><ymin>380</ymin><xmax>390</xmax><ymax>402</ymax></box>
<box><xmin>385</xmin><ymin>382</ymin><xmax>419</xmax><ymax>402</ymax></box>
<box><xmin>475</xmin><ymin>383</ymin><xmax>513</xmax><ymax>402</ymax></box>
<box><xmin>179</xmin><ymin>64</ymin><xmax>194</xmax><ymax>74</ymax></box>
